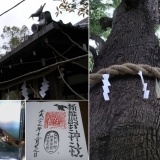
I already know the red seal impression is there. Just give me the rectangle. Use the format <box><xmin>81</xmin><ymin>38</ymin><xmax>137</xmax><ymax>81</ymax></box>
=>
<box><xmin>44</xmin><ymin>112</ymin><xmax>66</xmax><ymax>129</ymax></box>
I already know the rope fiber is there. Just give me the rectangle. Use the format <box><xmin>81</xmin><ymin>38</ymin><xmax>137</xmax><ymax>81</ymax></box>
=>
<box><xmin>90</xmin><ymin>63</ymin><xmax>160</xmax><ymax>85</ymax></box>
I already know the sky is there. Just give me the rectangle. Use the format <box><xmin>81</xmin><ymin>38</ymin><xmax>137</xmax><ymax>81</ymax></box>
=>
<box><xmin>0</xmin><ymin>0</ymin><xmax>87</xmax><ymax>52</ymax></box>
<box><xmin>0</xmin><ymin>100</ymin><xmax>21</xmax><ymax>123</ymax></box>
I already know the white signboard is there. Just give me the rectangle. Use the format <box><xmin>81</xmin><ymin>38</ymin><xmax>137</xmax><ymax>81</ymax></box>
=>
<box><xmin>26</xmin><ymin>102</ymin><xmax>88</xmax><ymax>160</ymax></box>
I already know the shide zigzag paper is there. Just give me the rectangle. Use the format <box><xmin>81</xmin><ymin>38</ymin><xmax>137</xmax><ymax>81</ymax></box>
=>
<box><xmin>39</xmin><ymin>77</ymin><xmax>49</xmax><ymax>98</ymax></box>
<box><xmin>102</xmin><ymin>74</ymin><xmax>110</xmax><ymax>101</ymax></box>
<box><xmin>21</xmin><ymin>81</ymin><xmax>29</xmax><ymax>100</ymax></box>
<box><xmin>138</xmin><ymin>71</ymin><xmax>150</xmax><ymax>99</ymax></box>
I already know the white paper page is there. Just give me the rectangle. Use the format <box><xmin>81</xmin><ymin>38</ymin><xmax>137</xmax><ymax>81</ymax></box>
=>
<box><xmin>26</xmin><ymin>102</ymin><xmax>88</xmax><ymax>160</ymax></box>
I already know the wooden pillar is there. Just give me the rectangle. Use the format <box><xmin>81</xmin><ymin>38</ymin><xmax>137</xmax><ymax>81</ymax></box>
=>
<box><xmin>15</xmin><ymin>85</ymin><xmax>21</xmax><ymax>100</ymax></box>
<box><xmin>48</xmin><ymin>71</ymin><xmax>63</xmax><ymax>99</ymax></box>
<box><xmin>33</xmin><ymin>79</ymin><xmax>40</xmax><ymax>99</ymax></box>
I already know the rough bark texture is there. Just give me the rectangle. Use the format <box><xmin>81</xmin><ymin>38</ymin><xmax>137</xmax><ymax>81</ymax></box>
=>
<box><xmin>90</xmin><ymin>0</ymin><xmax>160</xmax><ymax>159</ymax></box>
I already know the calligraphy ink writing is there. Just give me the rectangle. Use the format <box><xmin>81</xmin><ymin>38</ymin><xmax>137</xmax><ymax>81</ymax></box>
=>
<box><xmin>68</xmin><ymin>104</ymin><xmax>83</xmax><ymax>158</ymax></box>
<box><xmin>33</xmin><ymin>110</ymin><xmax>45</xmax><ymax>158</ymax></box>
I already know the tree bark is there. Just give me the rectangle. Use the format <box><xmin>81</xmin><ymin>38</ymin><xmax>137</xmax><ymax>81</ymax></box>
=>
<box><xmin>90</xmin><ymin>0</ymin><xmax>160</xmax><ymax>160</ymax></box>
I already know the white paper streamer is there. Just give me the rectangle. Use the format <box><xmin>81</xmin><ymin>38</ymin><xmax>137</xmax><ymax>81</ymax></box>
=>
<box><xmin>21</xmin><ymin>82</ymin><xmax>29</xmax><ymax>100</ymax></box>
<box><xmin>155</xmin><ymin>78</ymin><xmax>160</xmax><ymax>98</ymax></box>
<box><xmin>39</xmin><ymin>77</ymin><xmax>49</xmax><ymax>98</ymax></box>
<box><xmin>138</xmin><ymin>71</ymin><xmax>150</xmax><ymax>99</ymax></box>
<box><xmin>102</xmin><ymin>74</ymin><xmax>110</xmax><ymax>101</ymax></box>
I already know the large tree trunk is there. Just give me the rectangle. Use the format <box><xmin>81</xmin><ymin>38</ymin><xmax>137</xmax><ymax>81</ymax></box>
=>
<box><xmin>90</xmin><ymin>0</ymin><xmax>160</xmax><ymax>160</ymax></box>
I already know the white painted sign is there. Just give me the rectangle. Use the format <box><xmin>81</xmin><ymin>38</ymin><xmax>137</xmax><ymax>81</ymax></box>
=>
<box><xmin>26</xmin><ymin>102</ymin><xmax>88</xmax><ymax>160</ymax></box>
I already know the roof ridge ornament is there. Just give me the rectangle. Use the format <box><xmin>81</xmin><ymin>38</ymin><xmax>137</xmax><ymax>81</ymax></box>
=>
<box><xmin>29</xmin><ymin>3</ymin><xmax>46</xmax><ymax>20</ymax></box>
<box><xmin>29</xmin><ymin>3</ymin><xmax>53</xmax><ymax>33</ymax></box>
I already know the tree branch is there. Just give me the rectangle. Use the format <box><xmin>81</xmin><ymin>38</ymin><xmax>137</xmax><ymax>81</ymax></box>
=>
<box><xmin>90</xmin><ymin>34</ymin><xmax>105</xmax><ymax>51</ymax></box>
<box><xmin>59</xmin><ymin>27</ymin><xmax>88</xmax><ymax>53</ymax></box>
<box><xmin>51</xmin><ymin>47</ymin><xmax>87</xmax><ymax>100</ymax></box>
<box><xmin>124</xmin><ymin>0</ymin><xmax>139</xmax><ymax>9</ymax></box>
<box><xmin>99</xmin><ymin>17</ymin><xmax>113</xmax><ymax>30</ymax></box>
<box><xmin>29</xmin><ymin>84</ymin><xmax>42</xmax><ymax>100</ymax></box>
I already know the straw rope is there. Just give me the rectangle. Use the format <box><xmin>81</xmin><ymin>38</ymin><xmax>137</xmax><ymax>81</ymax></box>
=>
<box><xmin>90</xmin><ymin>63</ymin><xmax>160</xmax><ymax>85</ymax></box>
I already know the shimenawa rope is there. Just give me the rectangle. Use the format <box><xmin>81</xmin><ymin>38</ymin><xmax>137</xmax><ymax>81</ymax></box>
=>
<box><xmin>90</xmin><ymin>63</ymin><xmax>160</xmax><ymax>85</ymax></box>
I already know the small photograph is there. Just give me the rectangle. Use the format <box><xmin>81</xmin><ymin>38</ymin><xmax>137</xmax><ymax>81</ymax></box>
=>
<box><xmin>26</xmin><ymin>101</ymin><xmax>88</xmax><ymax>160</ymax></box>
<box><xmin>0</xmin><ymin>1</ymin><xmax>88</xmax><ymax>101</ymax></box>
<box><xmin>0</xmin><ymin>100</ymin><xmax>25</xmax><ymax>160</ymax></box>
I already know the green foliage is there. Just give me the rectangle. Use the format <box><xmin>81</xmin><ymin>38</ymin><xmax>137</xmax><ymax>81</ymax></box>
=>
<box><xmin>90</xmin><ymin>0</ymin><xmax>107</xmax><ymax>38</ymax></box>
<box><xmin>112</xmin><ymin>0</ymin><xmax>121</xmax><ymax>7</ymax></box>
<box><xmin>90</xmin><ymin>0</ymin><xmax>121</xmax><ymax>38</ymax></box>
<box><xmin>1</xmin><ymin>25</ymin><xmax>29</xmax><ymax>52</ymax></box>
<box><xmin>55</xmin><ymin>0</ymin><xmax>88</xmax><ymax>17</ymax></box>
<box><xmin>155</xmin><ymin>25</ymin><xmax>160</xmax><ymax>32</ymax></box>
<box><xmin>89</xmin><ymin>0</ymin><xmax>121</xmax><ymax>71</ymax></box>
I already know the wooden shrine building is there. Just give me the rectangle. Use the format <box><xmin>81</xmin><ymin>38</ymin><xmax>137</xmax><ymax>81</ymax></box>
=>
<box><xmin>0</xmin><ymin>13</ymin><xmax>88</xmax><ymax>100</ymax></box>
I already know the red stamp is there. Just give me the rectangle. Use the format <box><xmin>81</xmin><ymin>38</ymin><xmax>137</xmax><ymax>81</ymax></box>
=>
<box><xmin>44</xmin><ymin>112</ymin><xmax>66</xmax><ymax>129</ymax></box>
